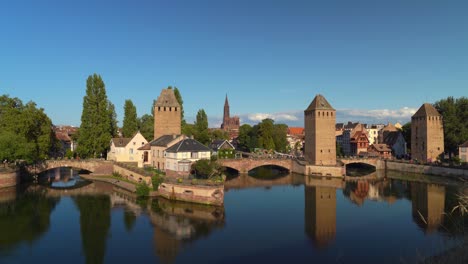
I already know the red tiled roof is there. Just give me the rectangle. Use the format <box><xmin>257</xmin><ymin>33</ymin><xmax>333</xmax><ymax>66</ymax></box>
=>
<box><xmin>288</xmin><ymin>127</ymin><xmax>304</xmax><ymax>135</ymax></box>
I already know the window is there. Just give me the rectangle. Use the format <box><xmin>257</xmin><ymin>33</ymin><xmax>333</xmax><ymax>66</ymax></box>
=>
<box><xmin>191</xmin><ymin>152</ymin><xmax>199</xmax><ymax>158</ymax></box>
<box><xmin>129</xmin><ymin>148</ymin><xmax>133</xmax><ymax>154</ymax></box>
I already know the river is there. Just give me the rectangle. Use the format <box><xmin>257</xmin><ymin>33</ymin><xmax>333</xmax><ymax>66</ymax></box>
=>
<box><xmin>0</xmin><ymin>167</ymin><xmax>466</xmax><ymax>263</ymax></box>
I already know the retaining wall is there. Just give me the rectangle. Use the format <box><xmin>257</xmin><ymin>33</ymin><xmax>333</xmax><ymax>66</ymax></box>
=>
<box><xmin>0</xmin><ymin>171</ymin><xmax>20</xmax><ymax>188</ymax></box>
<box><xmin>386</xmin><ymin>161</ymin><xmax>468</xmax><ymax>179</ymax></box>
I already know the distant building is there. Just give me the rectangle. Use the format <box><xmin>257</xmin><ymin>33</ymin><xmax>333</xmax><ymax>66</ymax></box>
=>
<box><xmin>304</xmin><ymin>94</ymin><xmax>336</xmax><ymax>165</ymax></box>
<box><xmin>366</xmin><ymin>125</ymin><xmax>381</xmax><ymax>145</ymax></box>
<box><xmin>221</xmin><ymin>95</ymin><xmax>240</xmax><ymax>139</ymax></box>
<box><xmin>368</xmin><ymin>144</ymin><xmax>392</xmax><ymax>159</ymax></box>
<box><xmin>378</xmin><ymin>123</ymin><xmax>398</xmax><ymax>144</ymax></box>
<box><xmin>138</xmin><ymin>134</ymin><xmax>187</xmax><ymax>169</ymax></box>
<box><xmin>107</xmin><ymin>131</ymin><xmax>148</xmax><ymax>163</ymax></box>
<box><xmin>53</xmin><ymin>126</ymin><xmax>78</xmax><ymax>156</ymax></box>
<box><xmin>383</xmin><ymin>131</ymin><xmax>407</xmax><ymax>158</ymax></box>
<box><xmin>459</xmin><ymin>141</ymin><xmax>468</xmax><ymax>162</ymax></box>
<box><xmin>411</xmin><ymin>103</ymin><xmax>444</xmax><ymax>162</ymax></box>
<box><xmin>350</xmin><ymin>130</ymin><xmax>369</xmax><ymax>156</ymax></box>
<box><xmin>165</xmin><ymin>138</ymin><xmax>212</xmax><ymax>178</ymax></box>
<box><xmin>210</xmin><ymin>139</ymin><xmax>235</xmax><ymax>158</ymax></box>
<box><xmin>287</xmin><ymin>127</ymin><xmax>305</xmax><ymax>155</ymax></box>
<box><xmin>154</xmin><ymin>88</ymin><xmax>181</xmax><ymax>140</ymax></box>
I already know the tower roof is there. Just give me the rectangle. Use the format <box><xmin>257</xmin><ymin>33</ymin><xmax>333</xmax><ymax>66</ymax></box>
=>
<box><xmin>412</xmin><ymin>103</ymin><xmax>441</xmax><ymax>117</ymax></box>
<box><xmin>155</xmin><ymin>88</ymin><xmax>181</xmax><ymax>107</ymax></box>
<box><xmin>305</xmin><ymin>94</ymin><xmax>335</xmax><ymax>111</ymax></box>
<box><xmin>224</xmin><ymin>94</ymin><xmax>229</xmax><ymax>106</ymax></box>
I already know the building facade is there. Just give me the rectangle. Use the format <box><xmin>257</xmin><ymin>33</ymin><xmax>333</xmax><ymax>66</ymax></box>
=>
<box><xmin>411</xmin><ymin>103</ymin><xmax>444</xmax><ymax>162</ymax></box>
<box><xmin>165</xmin><ymin>138</ymin><xmax>212</xmax><ymax>178</ymax></box>
<box><xmin>304</xmin><ymin>94</ymin><xmax>336</xmax><ymax>165</ymax></box>
<box><xmin>154</xmin><ymin>88</ymin><xmax>181</xmax><ymax>140</ymax></box>
<box><xmin>107</xmin><ymin>132</ymin><xmax>148</xmax><ymax>163</ymax></box>
<box><xmin>221</xmin><ymin>95</ymin><xmax>240</xmax><ymax>139</ymax></box>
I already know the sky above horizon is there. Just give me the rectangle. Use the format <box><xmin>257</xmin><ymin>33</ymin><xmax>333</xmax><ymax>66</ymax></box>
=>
<box><xmin>1</xmin><ymin>0</ymin><xmax>467</xmax><ymax>128</ymax></box>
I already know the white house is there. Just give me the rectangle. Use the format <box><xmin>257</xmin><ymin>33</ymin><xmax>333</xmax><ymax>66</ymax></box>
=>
<box><xmin>107</xmin><ymin>131</ymin><xmax>148</xmax><ymax>163</ymax></box>
<box><xmin>164</xmin><ymin>138</ymin><xmax>212</xmax><ymax>178</ymax></box>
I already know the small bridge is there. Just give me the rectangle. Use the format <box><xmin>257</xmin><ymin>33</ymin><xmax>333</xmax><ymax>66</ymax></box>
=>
<box><xmin>339</xmin><ymin>158</ymin><xmax>384</xmax><ymax>170</ymax></box>
<box><xmin>25</xmin><ymin>160</ymin><xmax>114</xmax><ymax>175</ymax></box>
<box><xmin>218</xmin><ymin>158</ymin><xmax>293</xmax><ymax>174</ymax></box>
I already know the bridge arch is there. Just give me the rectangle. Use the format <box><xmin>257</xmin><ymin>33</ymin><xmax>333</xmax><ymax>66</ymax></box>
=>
<box><xmin>26</xmin><ymin>160</ymin><xmax>114</xmax><ymax>175</ymax></box>
<box><xmin>218</xmin><ymin>159</ymin><xmax>293</xmax><ymax>174</ymax></box>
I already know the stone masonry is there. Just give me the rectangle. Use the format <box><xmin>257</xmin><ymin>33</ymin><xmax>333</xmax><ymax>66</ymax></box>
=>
<box><xmin>411</xmin><ymin>103</ymin><xmax>444</xmax><ymax>162</ymax></box>
<box><xmin>154</xmin><ymin>88</ymin><xmax>182</xmax><ymax>140</ymax></box>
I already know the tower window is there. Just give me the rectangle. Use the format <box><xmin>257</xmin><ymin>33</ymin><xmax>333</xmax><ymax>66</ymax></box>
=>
<box><xmin>169</xmin><ymin>107</ymin><xmax>172</xmax><ymax>112</ymax></box>
<box><xmin>175</xmin><ymin>107</ymin><xmax>178</xmax><ymax>112</ymax></box>
<box><xmin>158</xmin><ymin>107</ymin><xmax>161</xmax><ymax>111</ymax></box>
<box><xmin>164</xmin><ymin>107</ymin><xmax>166</xmax><ymax>111</ymax></box>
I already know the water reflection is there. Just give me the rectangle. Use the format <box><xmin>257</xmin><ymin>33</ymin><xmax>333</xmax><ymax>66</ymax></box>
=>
<box><xmin>38</xmin><ymin>167</ymin><xmax>91</xmax><ymax>189</ymax></box>
<box><xmin>0</xmin><ymin>188</ymin><xmax>59</xmax><ymax>255</ymax></box>
<box><xmin>149</xmin><ymin>198</ymin><xmax>225</xmax><ymax>264</ymax></box>
<box><xmin>304</xmin><ymin>186</ymin><xmax>337</xmax><ymax>248</ymax></box>
<box><xmin>411</xmin><ymin>183</ymin><xmax>446</xmax><ymax>233</ymax></box>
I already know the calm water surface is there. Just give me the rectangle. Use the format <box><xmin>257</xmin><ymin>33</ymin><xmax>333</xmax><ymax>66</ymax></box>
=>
<box><xmin>0</xmin><ymin>168</ymin><xmax>466</xmax><ymax>264</ymax></box>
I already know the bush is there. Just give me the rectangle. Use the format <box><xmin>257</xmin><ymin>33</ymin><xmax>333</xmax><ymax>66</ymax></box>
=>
<box><xmin>136</xmin><ymin>182</ymin><xmax>150</xmax><ymax>197</ymax></box>
<box><xmin>112</xmin><ymin>171</ymin><xmax>122</xmax><ymax>178</ymax></box>
<box><xmin>152</xmin><ymin>174</ymin><xmax>164</xmax><ymax>190</ymax></box>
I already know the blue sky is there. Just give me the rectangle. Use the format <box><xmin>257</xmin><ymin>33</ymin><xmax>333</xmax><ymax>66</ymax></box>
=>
<box><xmin>1</xmin><ymin>0</ymin><xmax>467</xmax><ymax>128</ymax></box>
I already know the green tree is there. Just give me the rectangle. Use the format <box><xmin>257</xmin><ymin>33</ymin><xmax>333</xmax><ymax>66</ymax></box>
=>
<box><xmin>0</xmin><ymin>95</ymin><xmax>55</xmax><ymax>163</ymax></box>
<box><xmin>237</xmin><ymin>124</ymin><xmax>253</xmax><ymax>151</ymax></box>
<box><xmin>194</xmin><ymin>109</ymin><xmax>210</xmax><ymax>145</ymax></box>
<box><xmin>210</xmin><ymin>129</ymin><xmax>229</xmax><ymax>141</ymax></box>
<box><xmin>77</xmin><ymin>74</ymin><xmax>113</xmax><ymax>158</ymax></box>
<box><xmin>400</xmin><ymin>122</ymin><xmax>411</xmax><ymax>152</ymax></box>
<box><xmin>257</xmin><ymin>119</ymin><xmax>275</xmax><ymax>150</ymax></box>
<box><xmin>122</xmin><ymin>99</ymin><xmax>138</xmax><ymax>138</ymax></box>
<box><xmin>107</xmin><ymin>101</ymin><xmax>118</xmax><ymax>137</ymax></box>
<box><xmin>138</xmin><ymin>114</ymin><xmax>154</xmax><ymax>141</ymax></box>
<box><xmin>273</xmin><ymin>123</ymin><xmax>289</xmax><ymax>153</ymax></box>
<box><xmin>434</xmin><ymin>97</ymin><xmax>468</xmax><ymax>158</ymax></box>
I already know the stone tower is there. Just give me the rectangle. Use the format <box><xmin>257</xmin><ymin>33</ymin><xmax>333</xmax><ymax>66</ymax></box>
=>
<box><xmin>304</xmin><ymin>94</ymin><xmax>336</xmax><ymax>165</ymax></box>
<box><xmin>154</xmin><ymin>88</ymin><xmax>181</xmax><ymax>140</ymax></box>
<box><xmin>411</xmin><ymin>103</ymin><xmax>444</xmax><ymax>162</ymax></box>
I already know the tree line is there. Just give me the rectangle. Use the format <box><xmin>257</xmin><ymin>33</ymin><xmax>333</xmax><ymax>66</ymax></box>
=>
<box><xmin>237</xmin><ymin>119</ymin><xmax>289</xmax><ymax>153</ymax></box>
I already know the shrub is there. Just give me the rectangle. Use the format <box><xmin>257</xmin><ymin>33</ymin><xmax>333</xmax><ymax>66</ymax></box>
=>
<box><xmin>136</xmin><ymin>182</ymin><xmax>150</xmax><ymax>197</ymax></box>
<box><xmin>152</xmin><ymin>174</ymin><xmax>164</xmax><ymax>190</ymax></box>
<box><xmin>112</xmin><ymin>171</ymin><xmax>122</xmax><ymax>178</ymax></box>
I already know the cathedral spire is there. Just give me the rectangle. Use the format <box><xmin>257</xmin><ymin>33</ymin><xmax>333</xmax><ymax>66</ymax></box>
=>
<box><xmin>224</xmin><ymin>94</ymin><xmax>230</xmax><ymax>120</ymax></box>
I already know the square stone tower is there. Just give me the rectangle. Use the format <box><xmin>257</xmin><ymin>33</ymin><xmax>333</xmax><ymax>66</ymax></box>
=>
<box><xmin>304</xmin><ymin>94</ymin><xmax>336</xmax><ymax>165</ymax></box>
<box><xmin>411</xmin><ymin>103</ymin><xmax>444</xmax><ymax>162</ymax></box>
<box><xmin>154</xmin><ymin>88</ymin><xmax>181</xmax><ymax>140</ymax></box>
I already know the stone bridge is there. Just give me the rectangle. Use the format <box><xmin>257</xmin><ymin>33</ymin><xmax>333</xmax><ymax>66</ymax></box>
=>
<box><xmin>218</xmin><ymin>158</ymin><xmax>293</xmax><ymax>174</ymax></box>
<box><xmin>25</xmin><ymin>159</ymin><xmax>114</xmax><ymax>175</ymax></box>
<box><xmin>339</xmin><ymin>158</ymin><xmax>385</xmax><ymax>170</ymax></box>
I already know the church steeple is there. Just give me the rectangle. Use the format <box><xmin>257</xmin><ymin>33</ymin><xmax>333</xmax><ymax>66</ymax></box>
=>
<box><xmin>223</xmin><ymin>94</ymin><xmax>230</xmax><ymax>120</ymax></box>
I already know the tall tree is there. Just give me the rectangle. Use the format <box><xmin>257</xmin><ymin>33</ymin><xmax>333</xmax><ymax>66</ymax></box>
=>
<box><xmin>0</xmin><ymin>95</ymin><xmax>55</xmax><ymax>163</ymax></box>
<box><xmin>107</xmin><ymin>101</ymin><xmax>118</xmax><ymax>137</ymax></box>
<box><xmin>194</xmin><ymin>109</ymin><xmax>210</xmax><ymax>145</ymax></box>
<box><xmin>237</xmin><ymin>124</ymin><xmax>253</xmax><ymax>151</ymax></box>
<box><xmin>77</xmin><ymin>74</ymin><xmax>112</xmax><ymax>158</ymax></box>
<box><xmin>400</xmin><ymin>122</ymin><xmax>411</xmax><ymax>152</ymax></box>
<box><xmin>257</xmin><ymin>119</ymin><xmax>276</xmax><ymax>150</ymax></box>
<box><xmin>122</xmin><ymin>99</ymin><xmax>138</xmax><ymax>137</ymax></box>
<box><xmin>138</xmin><ymin>114</ymin><xmax>154</xmax><ymax>141</ymax></box>
<box><xmin>273</xmin><ymin>123</ymin><xmax>289</xmax><ymax>153</ymax></box>
<box><xmin>434</xmin><ymin>96</ymin><xmax>468</xmax><ymax>157</ymax></box>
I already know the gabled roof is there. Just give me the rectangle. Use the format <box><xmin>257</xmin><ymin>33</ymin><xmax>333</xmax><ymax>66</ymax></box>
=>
<box><xmin>305</xmin><ymin>94</ymin><xmax>335</xmax><ymax>112</ymax></box>
<box><xmin>351</xmin><ymin>130</ymin><xmax>369</xmax><ymax>142</ymax></box>
<box><xmin>413</xmin><ymin>103</ymin><xmax>442</xmax><ymax>117</ymax></box>
<box><xmin>209</xmin><ymin>139</ymin><xmax>235</xmax><ymax>151</ymax></box>
<box><xmin>460</xmin><ymin>141</ymin><xmax>468</xmax><ymax>148</ymax></box>
<box><xmin>111</xmin><ymin>137</ymin><xmax>131</xmax><ymax>148</ymax></box>
<box><xmin>154</xmin><ymin>88</ymin><xmax>180</xmax><ymax>107</ymax></box>
<box><xmin>382</xmin><ymin>122</ymin><xmax>398</xmax><ymax>132</ymax></box>
<box><xmin>383</xmin><ymin>131</ymin><xmax>403</xmax><ymax>146</ymax></box>
<box><xmin>370</xmin><ymin>144</ymin><xmax>392</xmax><ymax>152</ymax></box>
<box><xmin>166</xmin><ymin>138</ymin><xmax>212</xmax><ymax>153</ymax></box>
<box><xmin>150</xmin><ymin>134</ymin><xmax>183</xmax><ymax>147</ymax></box>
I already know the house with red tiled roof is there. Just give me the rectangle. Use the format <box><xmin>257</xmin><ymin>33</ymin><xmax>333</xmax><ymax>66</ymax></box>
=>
<box><xmin>350</xmin><ymin>130</ymin><xmax>369</xmax><ymax>156</ymax></box>
<box><xmin>368</xmin><ymin>144</ymin><xmax>392</xmax><ymax>159</ymax></box>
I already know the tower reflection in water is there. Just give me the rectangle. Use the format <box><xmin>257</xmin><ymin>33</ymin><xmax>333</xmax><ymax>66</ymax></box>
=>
<box><xmin>150</xmin><ymin>198</ymin><xmax>225</xmax><ymax>264</ymax></box>
<box><xmin>304</xmin><ymin>176</ymin><xmax>338</xmax><ymax>248</ymax></box>
<box><xmin>411</xmin><ymin>182</ymin><xmax>446</xmax><ymax>233</ymax></box>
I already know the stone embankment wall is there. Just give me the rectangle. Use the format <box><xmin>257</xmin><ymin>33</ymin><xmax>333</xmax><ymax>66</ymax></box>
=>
<box><xmin>113</xmin><ymin>164</ymin><xmax>153</xmax><ymax>187</ymax></box>
<box><xmin>386</xmin><ymin>161</ymin><xmax>468</xmax><ymax>179</ymax></box>
<box><xmin>158</xmin><ymin>182</ymin><xmax>224</xmax><ymax>206</ymax></box>
<box><xmin>0</xmin><ymin>171</ymin><xmax>20</xmax><ymax>188</ymax></box>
